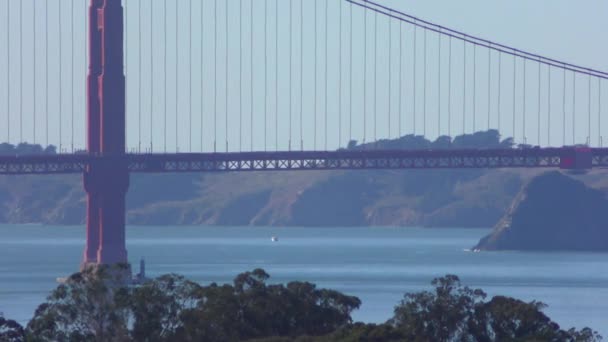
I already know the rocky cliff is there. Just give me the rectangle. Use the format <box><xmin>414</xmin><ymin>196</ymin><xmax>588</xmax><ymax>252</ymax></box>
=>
<box><xmin>475</xmin><ymin>171</ymin><xmax>608</xmax><ymax>251</ymax></box>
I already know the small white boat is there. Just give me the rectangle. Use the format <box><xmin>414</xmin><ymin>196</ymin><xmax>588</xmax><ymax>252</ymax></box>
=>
<box><xmin>271</xmin><ymin>236</ymin><xmax>279</xmax><ymax>242</ymax></box>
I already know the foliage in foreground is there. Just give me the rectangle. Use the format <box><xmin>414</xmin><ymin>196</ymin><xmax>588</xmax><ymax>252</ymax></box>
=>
<box><xmin>2</xmin><ymin>268</ymin><xmax>602</xmax><ymax>341</ymax></box>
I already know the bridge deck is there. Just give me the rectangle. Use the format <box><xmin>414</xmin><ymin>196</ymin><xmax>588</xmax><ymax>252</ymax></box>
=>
<box><xmin>0</xmin><ymin>148</ymin><xmax>607</xmax><ymax>175</ymax></box>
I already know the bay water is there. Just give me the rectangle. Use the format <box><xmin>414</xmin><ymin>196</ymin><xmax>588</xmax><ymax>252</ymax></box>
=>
<box><xmin>0</xmin><ymin>225</ymin><xmax>606</xmax><ymax>335</ymax></box>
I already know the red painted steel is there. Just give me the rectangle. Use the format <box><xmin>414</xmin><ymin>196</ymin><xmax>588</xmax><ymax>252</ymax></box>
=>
<box><xmin>83</xmin><ymin>0</ymin><xmax>129</xmax><ymax>267</ymax></box>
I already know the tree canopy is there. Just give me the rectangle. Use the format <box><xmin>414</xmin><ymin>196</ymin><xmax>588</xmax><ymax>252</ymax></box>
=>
<box><xmin>4</xmin><ymin>270</ymin><xmax>600</xmax><ymax>341</ymax></box>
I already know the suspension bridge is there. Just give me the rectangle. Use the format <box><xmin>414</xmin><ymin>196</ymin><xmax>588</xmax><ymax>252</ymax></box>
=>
<box><xmin>0</xmin><ymin>0</ymin><xmax>607</xmax><ymax>267</ymax></box>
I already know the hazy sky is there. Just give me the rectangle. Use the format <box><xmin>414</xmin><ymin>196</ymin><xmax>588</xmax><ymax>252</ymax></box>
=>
<box><xmin>1</xmin><ymin>0</ymin><xmax>607</xmax><ymax>152</ymax></box>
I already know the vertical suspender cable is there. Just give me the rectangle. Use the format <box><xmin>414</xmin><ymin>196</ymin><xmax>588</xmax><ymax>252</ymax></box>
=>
<box><xmin>562</xmin><ymin>66</ymin><xmax>566</xmax><ymax>145</ymax></box>
<box><xmin>289</xmin><ymin>0</ymin><xmax>293</xmax><ymax>150</ymax></box>
<box><xmin>314</xmin><ymin>0</ymin><xmax>318</xmax><ymax>148</ymax></box>
<box><xmin>487</xmin><ymin>45</ymin><xmax>491</xmax><ymax>130</ymax></box>
<box><xmin>300</xmin><ymin>0</ymin><xmax>304</xmax><ymax>151</ymax></box>
<box><xmin>250</xmin><ymin>0</ymin><xmax>253</xmax><ymax>151</ymax></box>
<box><xmin>373</xmin><ymin>11</ymin><xmax>377</xmax><ymax>145</ymax></box>
<box><xmin>387</xmin><ymin>16</ymin><xmax>391</xmax><ymax>139</ymax></box>
<box><xmin>300</xmin><ymin>0</ymin><xmax>304</xmax><ymax>150</ymax></box>
<box><xmin>398</xmin><ymin>21</ymin><xmax>402</xmax><ymax>137</ymax></box>
<box><xmin>462</xmin><ymin>40</ymin><xmax>466</xmax><ymax>135</ymax></box>
<box><xmin>5</xmin><ymin>0</ymin><xmax>9</xmax><ymax>143</ymax></box>
<box><xmin>151</xmin><ymin>0</ymin><xmax>155</xmax><ymax>152</ymax></box>
<box><xmin>588</xmin><ymin>75</ymin><xmax>591</xmax><ymax>144</ymax></box>
<box><xmin>34</xmin><ymin>0</ymin><xmax>37</xmax><ymax>144</ymax></box>
<box><xmin>175</xmin><ymin>0</ymin><xmax>179</xmax><ymax>151</ymax></box>
<box><xmin>412</xmin><ymin>23</ymin><xmax>416</xmax><ymax>135</ymax></box>
<box><xmin>512</xmin><ymin>54</ymin><xmax>516</xmax><ymax>142</ymax></box>
<box><xmin>339</xmin><ymin>0</ymin><xmax>343</xmax><ymax>145</ymax></box>
<box><xmin>84</xmin><ymin>1</ymin><xmax>87</xmax><ymax>150</ymax></box>
<box><xmin>226</xmin><ymin>0</ymin><xmax>229</xmax><ymax>152</ymax></box>
<box><xmin>264</xmin><ymin>0</ymin><xmax>267</xmax><ymax>151</ymax></box>
<box><xmin>325</xmin><ymin>0</ymin><xmax>329</xmax><ymax>149</ymax></box>
<box><xmin>163</xmin><ymin>0</ymin><xmax>167</xmax><ymax>152</ymax></box>
<box><xmin>572</xmin><ymin>72</ymin><xmax>576</xmax><ymax>144</ymax></box>
<box><xmin>276</xmin><ymin>0</ymin><xmax>279</xmax><ymax>151</ymax></box>
<box><xmin>189</xmin><ymin>0</ymin><xmax>193</xmax><ymax>151</ymax></box>
<box><xmin>422</xmin><ymin>28</ymin><xmax>426</xmax><ymax>137</ymax></box>
<box><xmin>125</xmin><ymin>0</ymin><xmax>128</xmax><ymax>151</ymax></box>
<box><xmin>201</xmin><ymin>0</ymin><xmax>205</xmax><ymax>151</ymax></box>
<box><xmin>547</xmin><ymin>65</ymin><xmax>551</xmax><ymax>146</ymax></box>
<box><xmin>599</xmin><ymin>79</ymin><xmax>602</xmax><ymax>146</ymax></box>
<box><xmin>497</xmin><ymin>52</ymin><xmax>501</xmax><ymax>135</ymax></box>
<box><xmin>447</xmin><ymin>36</ymin><xmax>451</xmax><ymax>137</ymax></box>
<box><xmin>523</xmin><ymin>59</ymin><xmax>526</xmax><ymax>143</ymax></box>
<box><xmin>363</xmin><ymin>9</ymin><xmax>367</xmax><ymax>143</ymax></box>
<box><xmin>59</xmin><ymin>0</ymin><xmax>62</xmax><ymax>151</ymax></box>
<box><xmin>537</xmin><ymin>59</ymin><xmax>541</xmax><ymax>145</ymax></box>
<box><xmin>349</xmin><ymin>2</ymin><xmax>353</xmax><ymax>143</ymax></box>
<box><xmin>45</xmin><ymin>0</ymin><xmax>49</xmax><ymax>147</ymax></box>
<box><xmin>437</xmin><ymin>30</ymin><xmax>441</xmax><ymax>136</ymax></box>
<box><xmin>19</xmin><ymin>0</ymin><xmax>22</xmax><ymax>143</ymax></box>
<box><xmin>239</xmin><ymin>0</ymin><xmax>242</xmax><ymax>151</ymax></box>
<box><xmin>472</xmin><ymin>45</ymin><xmax>476</xmax><ymax>132</ymax></box>
<box><xmin>214</xmin><ymin>0</ymin><xmax>218</xmax><ymax>152</ymax></box>
<box><xmin>138</xmin><ymin>0</ymin><xmax>142</xmax><ymax>152</ymax></box>
<box><xmin>71</xmin><ymin>0</ymin><xmax>74</xmax><ymax>151</ymax></box>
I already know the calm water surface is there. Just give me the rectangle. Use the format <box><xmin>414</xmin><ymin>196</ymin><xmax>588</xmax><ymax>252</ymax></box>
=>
<box><xmin>0</xmin><ymin>225</ymin><xmax>607</xmax><ymax>335</ymax></box>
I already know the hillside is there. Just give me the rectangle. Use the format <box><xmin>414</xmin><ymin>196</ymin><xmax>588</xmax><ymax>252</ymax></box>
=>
<box><xmin>0</xmin><ymin>131</ymin><xmax>578</xmax><ymax>227</ymax></box>
<box><xmin>475</xmin><ymin>171</ymin><xmax>608</xmax><ymax>251</ymax></box>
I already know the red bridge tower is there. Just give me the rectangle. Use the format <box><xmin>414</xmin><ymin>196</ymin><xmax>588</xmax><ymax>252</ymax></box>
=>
<box><xmin>83</xmin><ymin>0</ymin><xmax>129</xmax><ymax>267</ymax></box>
